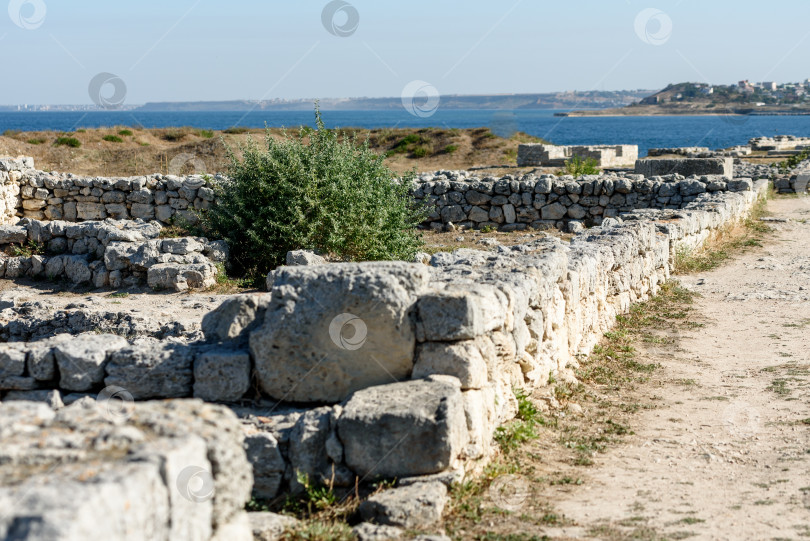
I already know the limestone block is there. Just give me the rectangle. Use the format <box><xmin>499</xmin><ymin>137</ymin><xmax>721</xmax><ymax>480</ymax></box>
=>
<box><xmin>338</xmin><ymin>378</ymin><xmax>466</xmax><ymax>478</ymax></box>
<box><xmin>147</xmin><ymin>262</ymin><xmax>218</xmax><ymax>292</ymax></box>
<box><xmin>416</xmin><ymin>284</ymin><xmax>506</xmax><ymax>341</ymax></box>
<box><xmin>244</xmin><ymin>433</ymin><xmax>287</xmax><ymax>500</ymax></box>
<box><xmin>358</xmin><ymin>481</ymin><xmax>448</xmax><ymax>529</ymax></box>
<box><xmin>64</xmin><ymin>255</ymin><xmax>92</xmax><ymax>284</ymax></box>
<box><xmin>76</xmin><ymin>202</ymin><xmax>107</xmax><ymax>220</ymax></box>
<box><xmin>250</xmin><ymin>262</ymin><xmax>429</xmax><ymax>403</ymax></box>
<box><xmin>53</xmin><ymin>334</ymin><xmax>128</xmax><ymax>392</ymax></box>
<box><xmin>541</xmin><ymin>202</ymin><xmax>566</xmax><ymax>220</ymax></box>
<box><xmin>105</xmin><ymin>339</ymin><xmax>195</xmax><ymax>399</ymax></box>
<box><xmin>285</xmin><ymin>250</ymin><xmax>326</xmax><ymax>266</ymax></box>
<box><xmin>202</xmin><ymin>294</ymin><xmax>271</xmax><ymax>343</ymax></box>
<box><xmin>0</xmin><ymin>226</ymin><xmax>27</xmax><ymax>244</ymax></box>
<box><xmin>412</xmin><ymin>339</ymin><xmax>489</xmax><ymax>389</ymax></box>
<box><xmin>193</xmin><ymin>348</ymin><xmax>251</xmax><ymax>402</ymax></box>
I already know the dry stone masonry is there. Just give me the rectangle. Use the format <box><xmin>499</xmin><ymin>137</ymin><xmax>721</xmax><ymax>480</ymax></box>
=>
<box><xmin>0</xmin><ymin>218</ymin><xmax>227</xmax><ymax>290</ymax></box>
<box><xmin>517</xmin><ymin>144</ymin><xmax>638</xmax><ymax>168</ymax></box>
<box><xmin>634</xmin><ymin>157</ymin><xmax>734</xmax><ymax>179</ymax></box>
<box><xmin>411</xmin><ymin>169</ymin><xmax>752</xmax><ymax>232</ymax></box>
<box><xmin>0</xmin><ymin>157</ymin><xmax>220</xmax><ymax>225</ymax></box>
<box><xmin>0</xmin><ymin>150</ymin><xmax>782</xmax><ymax>538</ymax></box>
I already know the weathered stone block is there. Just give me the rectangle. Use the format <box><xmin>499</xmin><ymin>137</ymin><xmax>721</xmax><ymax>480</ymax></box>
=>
<box><xmin>250</xmin><ymin>262</ymin><xmax>429</xmax><ymax>403</ymax></box>
<box><xmin>76</xmin><ymin>202</ymin><xmax>107</xmax><ymax>220</ymax></box>
<box><xmin>412</xmin><ymin>340</ymin><xmax>489</xmax><ymax>389</ymax></box>
<box><xmin>285</xmin><ymin>250</ymin><xmax>326</xmax><ymax>266</ymax></box>
<box><xmin>244</xmin><ymin>433</ymin><xmax>287</xmax><ymax>500</ymax></box>
<box><xmin>541</xmin><ymin>202</ymin><xmax>567</xmax><ymax>220</ymax></box>
<box><xmin>338</xmin><ymin>378</ymin><xmax>466</xmax><ymax>478</ymax></box>
<box><xmin>202</xmin><ymin>294</ymin><xmax>271</xmax><ymax>343</ymax></box>
<box><xmin>53</xmin><ymin>334</ymin><xmax>128</xmax><ymax>392</ymax></box>
<box><xmin>105</xmin><ymin>339</ymin><xmax>195</xmax><ymax>399</ymax></box>
<box><xmin>416</xmin><ymin>284</ymin><xmax>505</xmax><ymax>341</ymax></box>
<box><xmin>358</xmin><ymin>481</ymin><xmax>448</xmax><ymax>529</ymax></box>
<box><xmin>193</xmin><ymin>349</ymin><xmax>251</xmax><ymax>402</ymax></box>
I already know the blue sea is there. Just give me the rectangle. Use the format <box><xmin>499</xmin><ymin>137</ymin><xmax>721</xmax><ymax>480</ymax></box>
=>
<box><xmin>2</xmin><ymin>109</ymin><xmax>809</xmax><ymax>157</ymax></box>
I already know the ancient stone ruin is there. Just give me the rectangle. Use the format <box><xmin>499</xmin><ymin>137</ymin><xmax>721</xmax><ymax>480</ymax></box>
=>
<box><xmin>516</xmin><ymin>144</ymin><xmax>638</xmax><ymax>168</ymax></box>
<box><xmin>0</xmin><ymin>149</ymin><xmax>802</xmax><ymax>539</ymax></box>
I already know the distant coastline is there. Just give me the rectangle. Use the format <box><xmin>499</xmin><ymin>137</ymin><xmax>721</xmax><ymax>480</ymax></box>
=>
<box><xmin>0</xmin><ymin>90</ymin><xmax>657</xmax><ymax>113</ymax></box>
<box><xmin>557</xmin><ymin>110</ymin><xmax>810</xmax><ymax>117</ymax></box>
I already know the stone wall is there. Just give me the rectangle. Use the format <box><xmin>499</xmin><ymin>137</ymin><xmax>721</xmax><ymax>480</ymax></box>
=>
<box><xmin>750</xmin><ymin>135</ymin><xmax>810</xmax><ymax>151</ymax></box>
<box><xmin>517</xmin><ymin>144</ymin><xmax>638</xmax><ymax>168</ymax></box>
<box><xmin>0</xmin><ymin>218</ymin><xmax>227</xmax><ymax>290</ymax></box>
<box><xmin>0</xmin><ymin>157</ymin><xmax>220</xmax><ymax>225</ymax></box>
<box><xmin>647</xmin><ymin>146</ymin><xmax>752</xmax><ymax>158</ymax></box>
<box><xmin>634</xmin><ymin>157</ymin><xmax>734</xmax><ymax>179</ymax></box>
<box><xmin>412</xmin><ymin>170</ymin><xmax>753</xmax><ymax>232</ymax></box>
<box><xmin>774</xmin><ymin>160</ymin><xmax>810</xmax><ymax>194</ymax></box>
<box><xmin>0</xmin><ymin>181</ymin><xmax>768</xmax><ymax>502</ymax></box>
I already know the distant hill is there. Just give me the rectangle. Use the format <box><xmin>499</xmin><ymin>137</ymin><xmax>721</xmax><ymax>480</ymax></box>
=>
<box><xmin>560</xmin><ymin>81</ymin><xmax>810</xmax><ymax>116</ymax></box>
<box><xmin>134</xmin><ymin>90</ymin><xmax>657</xmax><ymax>112</ymax></box>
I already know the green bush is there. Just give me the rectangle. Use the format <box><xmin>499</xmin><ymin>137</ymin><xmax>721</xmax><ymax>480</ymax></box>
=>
<box><xmin>199</xmin><ymin>129</ymin><xmax>215</xmax><ymax>138</ymax></box>
<box><xmin>118</xmin><ymin>129</ymin><xmax>134</xmax><ymax>136</ymax></box>
<box><xmin>412</xmin><ymin>146</ymin><xmax>429</xmax><ymax>158</ymax></box>
<box><xmin>562</xmin><ymin>155</ymin><xmax>600</xmax><ymax>176</ymax></box>
<box><xmin>444</xmin><ymin>144</ymin><xmax>460</xmax><ymax>154</ymax></box>
<box><xmin>162</xmin><ymin>131</ymin><xmax>186</xmax><ymax>142</ymax></box>
<box><xmin>223</xmin><ymin>127</ymin><xmax>250</xmax><ymax>135</ymax></box>
<box><xmin>27</xmin><ymin>138</ymin><xmax>47</xmax><ymax>145</ymax></box>
<box><xmin>54</xmin><ymin>137</ymin><xmax>81</xmax><ymax>148</ymax></box>
<box><xmin>202</xmin><ymin>108</ymin><xmax>428</xmax><ymax>280</ymax></box>
<box><xmin>103</xmin><ymin>135</ymin><xmax>123</xmax><ymax>143</ymax></box>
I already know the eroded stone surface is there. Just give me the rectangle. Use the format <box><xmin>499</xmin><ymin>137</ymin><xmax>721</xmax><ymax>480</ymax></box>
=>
<box><xmin>251</xmin><ymin>262</ymin><xmax>430</xmax><ymax>403</ymax></box>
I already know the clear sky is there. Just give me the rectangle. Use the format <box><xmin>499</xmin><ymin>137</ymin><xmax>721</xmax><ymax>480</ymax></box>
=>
<box><xmin>3</xmin><ymin>0</ymin><xmax>810</xmax><ymax>105</ymax></box>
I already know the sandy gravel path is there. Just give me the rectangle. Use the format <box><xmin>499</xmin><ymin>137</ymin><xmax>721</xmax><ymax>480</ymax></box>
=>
<box><xmin>547</xmin><ymin>195</ymin><xmax>810</xmax><ymax>540</ymax></box>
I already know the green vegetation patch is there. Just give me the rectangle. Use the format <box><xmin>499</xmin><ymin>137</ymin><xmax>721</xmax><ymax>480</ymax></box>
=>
<box><xmin>201</xmin><ymin>107</ymin><xmax>428</xmax><ymax>283</ymax></box>
<box><xmin>54</xmin><ymin>136</ymin><xmax>81</xmax><ymax>148</ymax></box>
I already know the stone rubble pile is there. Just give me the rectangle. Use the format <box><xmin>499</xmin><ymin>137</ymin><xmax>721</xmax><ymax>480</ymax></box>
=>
<box><xmin>0</xmin><ymin>218</ymin><xmax>227</xmax><ymax>290</ymax></box>
<box><xmin>411</xmin><ymin>169</ymin><xmax>752</xmax><ymax>232</ymax></box>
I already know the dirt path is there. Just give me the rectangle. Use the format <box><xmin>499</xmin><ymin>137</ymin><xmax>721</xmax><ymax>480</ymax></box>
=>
<box><xmin>546</xmin><ymin>195</ymin><xmax>810</xmax><ymax>540</ymax></box>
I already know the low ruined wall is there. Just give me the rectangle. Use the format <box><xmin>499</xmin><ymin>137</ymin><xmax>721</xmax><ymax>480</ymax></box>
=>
<box><xmin>773</xmin><ymin>160</ymin><xmax>810</xmax><ymax>194</ymax></box>
<box><xmin>517</xmin><ymin>144</ymin><xmax>638</xmax><ymax>167</ymax></box>
<box><xmin>412</xmin><ymin>170</ymin><xmax>752</xmax><ymax>231</ymax></box>
<box><xmin>0</xmin><ymin>218</ymin><xmax>227</xmax><ymax>290</ymax></box>
<box><xmin>0</xmin><ymin>180</ymin><xmax>768</xmax><ymax>502</ymax></box>
<box><xmin>0</xmin><ymin>157</ymin><xmax>219</xmax><ymax>225</ymax></box>
<box><xmin>634</xmin><ymin>157</ymin><xmax>734</xmax><ymax>179</ymax></box>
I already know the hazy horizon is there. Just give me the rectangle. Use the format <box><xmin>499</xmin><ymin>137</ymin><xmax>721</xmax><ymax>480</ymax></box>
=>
<box><xmin>3</xmin><ymin>0</ymin><xmax>810</xmax><ymax>107</ymax></box>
